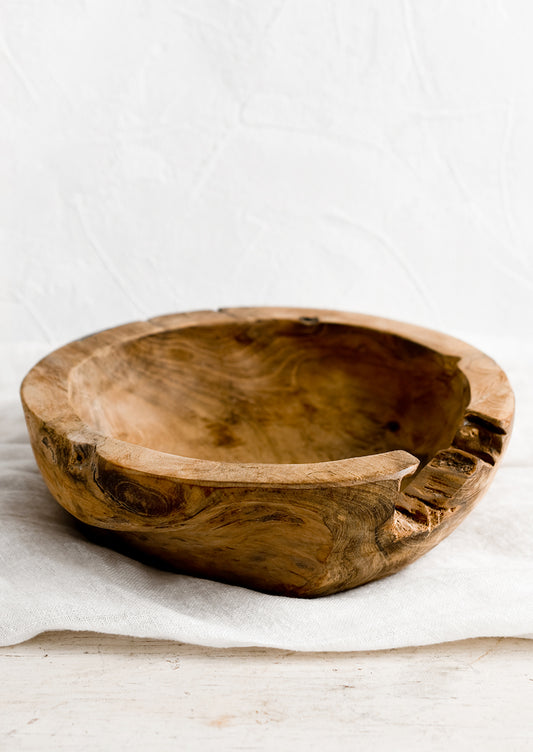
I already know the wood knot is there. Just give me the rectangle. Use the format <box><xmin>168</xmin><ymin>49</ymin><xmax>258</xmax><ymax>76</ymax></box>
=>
<box><xmin>94</xmin><ymin>467</ymin><xmax>174</xmax><ymax>518</ymax></box>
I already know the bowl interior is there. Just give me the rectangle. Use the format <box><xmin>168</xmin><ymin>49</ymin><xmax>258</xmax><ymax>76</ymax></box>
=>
<box><xmin>69</xmin><ymin>318</ymin><xmax>469</xmax><ymax>466</ymax></box>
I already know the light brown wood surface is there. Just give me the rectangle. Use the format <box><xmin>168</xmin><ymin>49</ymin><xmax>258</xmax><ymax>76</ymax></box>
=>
<box><xmin>20</xmin><ymin>308</ymin><xmax>514</xmax><ymax>597</ymax></box>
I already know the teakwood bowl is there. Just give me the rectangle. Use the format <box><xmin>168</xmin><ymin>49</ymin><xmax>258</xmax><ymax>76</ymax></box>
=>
<box><xmin>21</xmin><ymin>308</ymin><xmax>514</xmax><ymax>597</ymax></box>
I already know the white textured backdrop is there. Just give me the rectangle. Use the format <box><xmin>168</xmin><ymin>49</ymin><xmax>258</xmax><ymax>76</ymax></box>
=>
<box><xmin>2</xmin><ymin>0</ymin><xmax>533</xmax><ymax>395</ymax></box>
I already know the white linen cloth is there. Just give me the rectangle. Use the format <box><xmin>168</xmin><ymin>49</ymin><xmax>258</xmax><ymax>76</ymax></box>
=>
<box><xmin>1</xmin><ymin>349</ymin><xmax>532</xmax><ymax>651</ymax></box>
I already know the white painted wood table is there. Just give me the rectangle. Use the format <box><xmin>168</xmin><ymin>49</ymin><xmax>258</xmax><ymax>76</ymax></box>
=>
<box><xmin>1</xmin><ymin>634</ymin><xmax>532</xmax><ymax>751</ymax></box>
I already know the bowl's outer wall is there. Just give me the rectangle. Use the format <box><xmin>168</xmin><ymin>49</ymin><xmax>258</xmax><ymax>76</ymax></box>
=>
<box><xmin>20</xmin><ymin>308</ymin><xmax>514</xmax><ymax>597</ymax></box>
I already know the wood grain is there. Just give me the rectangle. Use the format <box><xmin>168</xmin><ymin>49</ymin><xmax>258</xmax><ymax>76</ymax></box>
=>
<box><xmin>20</xmin><ymin>308</ymin><xmax>514</xmax><ymax>597</ymax></box>
<box><xmin>2</xmin><ymin>633</ymin><xmax>532</xmax><ymax>752</ymax></box>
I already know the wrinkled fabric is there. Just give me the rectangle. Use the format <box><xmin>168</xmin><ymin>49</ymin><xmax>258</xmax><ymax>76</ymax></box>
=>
<box><xmin>1</xmin><ymin>352</ymin><xmax>532</xmax><ymax>651</ymax></box>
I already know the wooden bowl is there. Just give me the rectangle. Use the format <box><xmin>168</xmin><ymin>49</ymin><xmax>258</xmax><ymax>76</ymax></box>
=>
<box><xmin>21</xmin><ymin>308</ymin><xmax>514</xmax><ymax>597</ymax></box>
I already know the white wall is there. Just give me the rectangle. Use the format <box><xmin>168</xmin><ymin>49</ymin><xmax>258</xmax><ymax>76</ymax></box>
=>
<box><xmin>2</xmin><ymin>1</ymin><xmax>533</xmax><ymax>394</ymax></box>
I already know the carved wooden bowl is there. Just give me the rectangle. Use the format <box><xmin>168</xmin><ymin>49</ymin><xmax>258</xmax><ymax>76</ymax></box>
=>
<box><xmin>21</xmin><ymin>308</ymin><xmax>514</xmax><ymax>597</ymax></box>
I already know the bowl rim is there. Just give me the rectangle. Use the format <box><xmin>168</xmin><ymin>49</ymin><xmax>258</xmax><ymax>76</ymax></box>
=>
<box><xmin>20</xmin><ymin>307</ymin><xmax>514</xmax><ymax>489</ymax></box>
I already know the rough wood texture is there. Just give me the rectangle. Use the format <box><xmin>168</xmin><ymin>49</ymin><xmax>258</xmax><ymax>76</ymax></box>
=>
<box><xmin>20</xmin><ymin>308</ymin><xmax>514</xmax><ymax>597</ymax></box>
<box><xmin>2</xmin><ymin>633</ymin><xmax>533</xmax><ymax>752</ymax></box>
